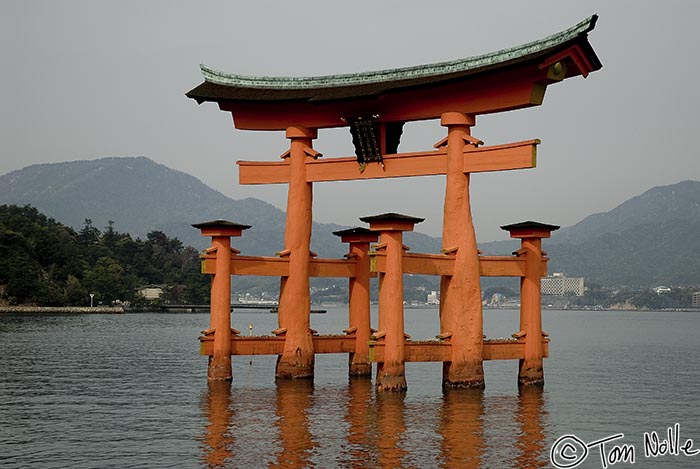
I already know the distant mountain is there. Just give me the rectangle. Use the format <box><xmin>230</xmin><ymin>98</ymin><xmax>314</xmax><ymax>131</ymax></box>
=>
<box><xmin>548</xmin><ymin>218</ymin><xmax>700</xmax><ymax>286</ymax></box>
<box><xmin>2</xmin><ymin>158</ymin><xmax>697</xmax><ymax>287</ymax></box>
<box><xmin>0</xmin><ymin>157</ymin><xmax>282</xmax><ymax>254</ymax></box>
<box><xmin>543</xmin><ymin>181</ymin><xmax>700</xmax><ymax>286</ymax></box>
<box><xmin>475</xmin><ymin>181</ymin><xmax>700</xmax><ymax>287</ymax></box>
<box><xmin>552</xmin><ymin>180</ymin><xmax>700</xmax><ymax>245</ymax></box>
<box><xmin>0</xmin><ymin>157</ymin><xmax>440</xmax><ymax>257</ymax></box>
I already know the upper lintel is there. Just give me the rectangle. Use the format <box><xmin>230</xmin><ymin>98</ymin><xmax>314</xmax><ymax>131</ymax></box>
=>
<box><xmin>185</xmin><ymin>16</ymin><xmax>601</xmax><ymax>130</ymax></box>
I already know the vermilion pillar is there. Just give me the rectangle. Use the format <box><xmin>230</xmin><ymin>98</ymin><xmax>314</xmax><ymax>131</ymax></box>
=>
<box><xmin>193</xmin><ymin>220</ymin><xmax>250</xmax><ymax>381</ymax></box>
<box><xmin>276</xmin><ymin>126</ymin><xmax>318</xmax><ymax>379</ymax></box>
<box><xmin>502</xmin><ymin>221</ymin><xmax>559</xmax><ymax>386</ymax></box>
<box><xmin>440</xmin><ymin>112</ymin><xmax>485</xmax><ymax>389</ymax></box>
<box><xmin>361</xmin><ymin>213</ymin><xmax>424</xmax><ymax>392</ymax></box>
<box><xmin>333</xmin><ymin>227</ymin><xmax>379</xmax><ymax>377</ymax></box>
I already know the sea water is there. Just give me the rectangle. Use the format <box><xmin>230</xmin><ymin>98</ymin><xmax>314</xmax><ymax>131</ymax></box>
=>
<box><xmin>1</xmin><ymin>308</ymin><xmax>699</xmax><ymax>468</ymax></box>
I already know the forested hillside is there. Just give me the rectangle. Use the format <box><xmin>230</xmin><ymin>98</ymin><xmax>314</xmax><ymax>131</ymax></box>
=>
<box><xmin>0</xmin><ymin>205</ymin><xmax>209</xmax><ymax>306</ymax></box>
<box><xmin>2</xmin><ymin>158</ymin><xmax>699</xmax><ymax>287</ymax></box>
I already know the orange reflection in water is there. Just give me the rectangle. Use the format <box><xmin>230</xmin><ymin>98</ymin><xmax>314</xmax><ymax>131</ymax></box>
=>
<box><xmin>344</xmin><ymin>377</ymin><xmax>376</xmax><ymax>467</ymax></box>
<box><xmin>514</xmin><ymin>386</ymin><xmax>547</xmax><ymax>469</ymax></box>
<box><xmin>439</xmin><ymin>388</ymin><xmax>486</xmax><ymax>468</ymax></box>
<box><xmin>269</xmin><ymin>379</ymin><xmax>317</xmax><ymax>469</ymax></box>
<box><xmin>376</xmin><ymin>392</ymin><xmax>409</xmax><ymax>469</ymax></box>
<box><xmin>198</xmin><ymin>376</ymin><xmax>547</xmax><ymax>468</ymax></box>
<box><xmin>200</xmin><ymin>381</ymin><xmax>235</xmax><ymax>469</ymax></box>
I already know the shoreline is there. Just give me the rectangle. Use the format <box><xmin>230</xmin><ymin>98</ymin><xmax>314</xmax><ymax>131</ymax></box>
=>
<box><xmin>2</xmin><ymin>305</ymin><xmax>697</xmax><ymax>315</ymax></box>
<box><xmin>0</xmin><ymin>306</ymin><xmax>124</xmax><ymax>314</ymax></box>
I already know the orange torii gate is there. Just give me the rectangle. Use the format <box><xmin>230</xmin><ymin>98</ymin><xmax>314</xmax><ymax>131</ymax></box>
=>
<box><xmin>187</xmin><ymin>16</ymin><xmax>601</xmax><ymax>390</ymax></box>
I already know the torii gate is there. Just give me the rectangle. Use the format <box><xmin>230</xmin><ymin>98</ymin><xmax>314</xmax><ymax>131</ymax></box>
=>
<box><xmin>187</xmin><ymin>16</ymin><xmax>601</xmax><ymax>390</ymax></box>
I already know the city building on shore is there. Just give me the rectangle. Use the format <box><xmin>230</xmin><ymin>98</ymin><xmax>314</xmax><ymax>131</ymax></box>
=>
<box><xmin>426</xmin><ymin>291</ymin><xmax>439</xmax><ymax>305</ymax></box>
<box><xmin>541</xmin><ymin>273</ymin><xmax>584</xmax><ymax>297</ymax></box>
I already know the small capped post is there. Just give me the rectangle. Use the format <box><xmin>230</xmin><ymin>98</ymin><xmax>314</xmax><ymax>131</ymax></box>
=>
<box><xmin>501</xmin><ymin>221</ymin><xmax>559</xmax><ymax>387</ymax></box>
<box><xmin>193</xmin><ymin>220</ymin><xmax>251</xmax><ymax>381</ymax></box>
<box><xmin>360</xmin><ymin>213</ymin><xmax>424</xmax><ymax>392</ymax></box>
<box><xmin>333</xmin><ymin>227</ymin><xmax>379</xmax><ymax>377</ymax></box>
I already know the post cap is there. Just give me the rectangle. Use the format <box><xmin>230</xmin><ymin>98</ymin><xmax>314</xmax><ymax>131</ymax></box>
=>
<box><xmin>192</xmin><ymin>220</ymin><xmax>252</xmax><ymax>237</ymax></box>
<box><xmin>500</xmin><ymin>221</ymin><xmax>559</xmax><ymax>239</ymax></box>
<box><xmin>332</xmin><ymin>227</ymin><xmax>379</xmax><ymax>243</ymax></box>
<box><xmin>360</xmin><ymin>213</ymin><xmax>424</xmax><ymax>232</ymax></box>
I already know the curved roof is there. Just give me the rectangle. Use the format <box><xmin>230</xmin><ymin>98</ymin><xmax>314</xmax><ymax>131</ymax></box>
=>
<box><xmin>187</xmin><ymin>15</ymin><xmax>600</xmax><ymax>104</ymax></box>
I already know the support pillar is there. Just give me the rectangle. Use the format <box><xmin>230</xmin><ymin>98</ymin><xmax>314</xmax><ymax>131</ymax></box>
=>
<box><xmin>276</xmin><ymin>126</ymin><xmax>318</xmax><ymax>379</ymax></box>
<box><xmin>502</xmin><ymin>221</ymin><xmax>559</xmax><ymax>387</ymax></box>
<box><xmin>333</xmin><ymin>227</ymin><xmax>379</xmax><ymax>377</ymax></box>
<box><xmin>439</xmin><ymin>112</ymin><xmax>485</xmax><ymax>389</ymax></box>
<box><xmin>193</xmin><ymin>220</ymin><xmax>251</xmax><ymax>381</ymax></box>
<box><xmin>361</xmin><ymin>213</ymin><xmax>424</xmax><ymax>392</ymax></box>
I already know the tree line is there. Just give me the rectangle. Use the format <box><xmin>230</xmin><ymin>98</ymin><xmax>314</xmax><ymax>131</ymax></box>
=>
<box><xmin>0</xmin><ymin>205</ymin><xmax>209</xmax><ymax>306</ymax></box>
<box><xmin>570</xmin><ymin>284</ymin><xmax>697</xmax><ymax>310</ymax></box>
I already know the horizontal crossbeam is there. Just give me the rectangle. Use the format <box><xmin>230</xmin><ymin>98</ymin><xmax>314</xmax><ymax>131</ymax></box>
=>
<box><xmin>218</xmin><ymin>80</ymin><xmax>547</xmax><ymax>131</ymax></box>
<box><xmin>368</xmin><ymin>339</ymin><xmax>550</xmax><ymax>362</ymax></box>
<box><xmin>370</xmin><ymin>252</ymin><xmax>548</xmax><ymax>277</ymax></box>
<box><xmin>201</xmin><ymin>252</ymin><xmax>547</xmax><ymax>278</ymax></box>
<box><xmin>199</xmin><ymin>334</ymin><xmax>357</xmax><ymax>356</ymax></box>
<box><xmin>373</xmin><ymin>252</ymin><xmax>455</xmax><ymax>276</ymax></box>
<box><xmin>238</xmin><ymin>139</ymin><xmax>538</xmax><ymax>185</ymax></box>
<box><xmin>201</xmin><ymin>255</ymin><xmax>357</xmax><ymax>278</ymax></box>
<box><xmin>309</xmin><ymin>258</ymin><xmax>357</xmax><ymax>278</ymax></box>
<box><xmin>482</xmin><ymin>256</ymin><xmax>548</xmax><ymax>277</ymax></box>
<box><xmin>200</xmin><ymin>335</ymin><xmax>550</xmax><ymax>361</ymax></box>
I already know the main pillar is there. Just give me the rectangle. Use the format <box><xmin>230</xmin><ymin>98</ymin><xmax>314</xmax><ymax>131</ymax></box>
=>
<box><xmin>276</xmin><ymin>126</ymin><xmax>318</xmax><ymax>379</ymax></box>
<box><xmin>503</xmin><ymin>221</ymin><xmax>559</xmax><ymax>386</ymax></box>
<box><xmin>193</xmin><ymin>220</ymin><xmax>250</xmax><ymax>381</ymax></box>
<box><xmin>439</xmin><ymin>112</ymin><xmax>485</xmax><ymax>389</ymax></box>
<box><xmin>333</xmin><ymin>227</ymin><xmax>379</xmax><ymax>377</ymax></box>
<box><xmin>361</xmin><ymin>213</ymin><xmax>424</xmax><ymax>392</ymax></box>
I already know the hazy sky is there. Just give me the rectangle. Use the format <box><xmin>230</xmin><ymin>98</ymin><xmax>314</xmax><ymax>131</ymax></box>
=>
<box><xmin>2</xmin><ymin>1</ymin><xmax>698</xmax><ymax>241</ymax></box>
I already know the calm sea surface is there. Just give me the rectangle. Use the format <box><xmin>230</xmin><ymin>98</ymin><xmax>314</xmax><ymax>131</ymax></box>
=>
<box><xmin>1</xmin><ymin>307</ymin><xmax>700</xmax><ymax>468</ymax></box>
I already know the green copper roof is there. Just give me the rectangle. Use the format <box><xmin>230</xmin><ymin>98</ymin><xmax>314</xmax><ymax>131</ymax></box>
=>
<box><xmin>199</xmin><ymin>15</ymin><xmax>599</xmax><ymax>91</ymax></box>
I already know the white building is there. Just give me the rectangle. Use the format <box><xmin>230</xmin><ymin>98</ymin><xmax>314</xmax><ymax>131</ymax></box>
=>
<box><xmin>693</xmin><ymin>291</ymin><xmax>700</xmax><ymax>307</ymax></box>
<box><xmin>541</xmin><ymin>273</ymin><xmax>584</xmax><ymax>297</ymax></box>
<box><xmin>136</xmin><ymin>286</ymin><xmax>164</xmax><ymax>300</ymax></box>
<box><xmin>427</xmin><ymin>291</ymin><xmax>439</xmax><ymax>305</ymax></box>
